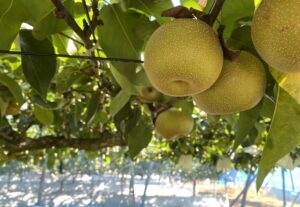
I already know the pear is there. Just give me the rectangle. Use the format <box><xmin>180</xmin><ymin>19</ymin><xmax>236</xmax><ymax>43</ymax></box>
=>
<box><xmin>251</xmin><ymin>0</ymin><xmax>300</xmax><ymax>72</ymax></box>
<box><xmin>144</xmin><ymin>19</ymin><xmax>223</xmax><ymax>97</ymax></box>
<box><xmin>193</xmin><ymin>52</ymin><xmax>266</xmax><ymax>115</ymax></box>
<box><xmin>155</xmin><ymin>108</ymin><xmax>194</xmax><ymax>139</ymax></box>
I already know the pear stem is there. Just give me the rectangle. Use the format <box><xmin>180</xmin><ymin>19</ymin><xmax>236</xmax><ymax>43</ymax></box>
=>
<box><xmin>206</xmin><ymin>0</ymin><xmax>226</xmax><ymax>26</ymax></box>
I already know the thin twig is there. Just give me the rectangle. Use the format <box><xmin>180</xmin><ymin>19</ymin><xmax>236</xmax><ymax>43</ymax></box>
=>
<box><xmin>58</xmin><ymin>32</ymin><xmax>85</xmax><ymax>46</ymax></box>
<box><xmin>81</xmin><ymin>0</ymin><xmax>101</xmax><ymax>78</ymax></box>
<box><xmin>51</xmin><ymin>0</ymin><xmax>93</xmax><ymax>49</ymax></box>
<box><xmin>0</xmin><ymin>50</ymin><xmax>143</xmax><ymax>63</ymax></box>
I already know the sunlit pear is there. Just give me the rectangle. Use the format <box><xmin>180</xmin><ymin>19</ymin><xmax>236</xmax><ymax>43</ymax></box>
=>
<box><xmin>193</xmin><ymin>52</ymin><xmax>266</xmax><ymax>115</ymax></box>
<box><xmin>251</xmin><ymin>0</ymin><xmax>300</xmax><ymax>72</ymax></box>
<box><xmin>216</xmin><ymin>157</ymin><xmax>233</xmax><ymax>172</ymax></box>
<box><xmin>138</xmin><ymin>86</ymin><xmax>161</xmax><ymax>103</ymax></box>
<box><xmin>276</xmin><ymin>154</ymin><xmax>295</xmax><ymax>170</ymax></box>
<box><xmin>178</xmin><ymin>154</ymin><xmax>193</xmax><ymax>172</ymax></box>
<box><xmin>155</xmin><ymin>108</ymin><xmax>194</xmax><ymax>140</ymax></box>
<box><xmin>144</xmin><ymin>18</ymin><xmax>223</xmax><ymax>97</ymax></box>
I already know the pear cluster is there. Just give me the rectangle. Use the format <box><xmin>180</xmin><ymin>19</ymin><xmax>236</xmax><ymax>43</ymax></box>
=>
<box><xmin>143</xmin><ymin>1</ymin><xmax>299</xmax><ymax>139</ymax></box>
<box><xmin>144</xmin><ymin>19</ymin><xmax>266</xmax><ymax>115</ymax></box>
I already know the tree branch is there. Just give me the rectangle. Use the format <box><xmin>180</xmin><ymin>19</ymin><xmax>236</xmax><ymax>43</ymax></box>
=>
<box><xmin>51</xmin><ymin>0</ymin><xmax>93</xmax><ymax>49</ymax></box>
<box><xmin>0</xmin><ymin>132</ymin><xmax>126</xmax><ymax>154</ymax></box>
<box><xmin>205</xmin><ymin>0</ymin><xmax>226</xmax><ymax>25</ymax></box>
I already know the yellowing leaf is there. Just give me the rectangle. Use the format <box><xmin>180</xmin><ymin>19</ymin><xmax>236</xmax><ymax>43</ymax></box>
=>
<box><xmin>270</xmin><ymin>68</ymin><xmax>300</xmax><ymax>104</ymax></box>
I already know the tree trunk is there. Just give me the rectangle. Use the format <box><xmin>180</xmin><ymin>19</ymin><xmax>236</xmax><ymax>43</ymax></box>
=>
<box><xmin>281</xmin><ymin>168</ymin><xmax>286</xmax><ymax>207</ymax></box>
<box><xmin>7</xmin><ymin>172</ymin><xmax>12</xmax><ymax>192</ymax></box>
<box><xmin>291</xmin><ymin>189</ymin><xmax>300</xmax><ymax>207</ymax></box>
<box><xmin>193</xmin><ymin>179</ymin><xmax>197</xmax><ymax>197</ymax></box>
<box><xmin>120</xmin><ymin>165</ymin><xmax>126</xmax><ymax>195</ymax></box>
<box><xmin>36</xmin><ymin>154</ymin><xmax>48</xmax><ymax>206</ymax></box>
<box><xmin>59</xmin><ymin>160</ymin><xmax>64</xmax><ymax>193</ymax></box>
<box><xmin>129</xmin><ymin>160</ymin><xmax>136</xmax><ymax>207</ymax></box>
<box><xmin>229</xmin><ymin>172</ymin><xmax>257</xmax><ymax>207</ymax></box>
<box><xmin>290</xmin><ymin>171</ymin><xmax>295</xmax><ymax>192</ymax></box>
<box><xmin>241</xmin><ymin>169</ymin><xmax>252</xmax><ymax>207</ymax></box>
<box><xmin>141</xmin><ymin>162</ymin><xmax>154</xmax><ymax>207</ymax></box>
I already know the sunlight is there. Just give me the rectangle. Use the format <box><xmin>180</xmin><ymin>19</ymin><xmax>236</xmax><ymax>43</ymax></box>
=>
<box><xmin>67</xmin><ymin>39</ymin><xmax>77</xmax><ymax>54</ymax></box>
<box><xmin>172</xmin><ymin>0</ymin><xmax>180</xmax><ymax>6</ymax></box>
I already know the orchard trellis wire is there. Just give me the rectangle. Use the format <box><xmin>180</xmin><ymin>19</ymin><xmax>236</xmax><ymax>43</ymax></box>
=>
<box><xmin>0</xmin><ymin>49</ymin><xmax>144</xmax><ymax>63</ymax></box>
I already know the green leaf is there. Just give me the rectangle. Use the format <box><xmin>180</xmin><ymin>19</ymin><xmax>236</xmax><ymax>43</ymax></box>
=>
<box><xmin>257</xmin><ymin>88</ymin><xmax>300</xmax><ymax>190</ymax></box>
<box><xmin>127</xmin><ymin>115</ymin><xmax>153</xmax><ymax>159</ymax></box>
<box><xmin>173</xmin><ymin>99</ymin><xmax>195</xmax><ymax>115</ymax></box>
<box><xmin>31</xmin><ymin>95</ymin><xmax>59</xmax><ymax>109</ymax></box>
<box><xmin>127</xmin><ymin>0</ymin><xmax>173</xmax><ymax>24</ymax></box>
<box><xmin>227</xmin><ymin>25</ymin><xmax>256</xmax><ymax>54</ymax></box>
<box><xmin>110</xmin><ymin>90</ymin><xmax>131</xmax><ymax>117</ymax></box>
<box><xmin>233</xmin><ymin>101</ymin><xmax>263</xmax><ymax>150</ymax></box>
<box><xmin>32</xmin><ymin>0</ymin><xmax>74</xmax><ymax>40</ymax></box>
<box><xmin>34</xmin><ymin>105</ymin><xmax>54</xmax><ymax>126</ymax></box>
<box><xmin>86</xmin><ymin>91</ymin><xmax>101</xmax><ymax>124</ymax></box>
<box><xmin>0</xmin><ymin>97</ymin><xmax>9</xmax><ymax>117</ymax></box>
<box><xmin>0</xmin><ymin>0</ymin><xmax>61</xmax><ymax>49</ymax></box>
<box><xmin>220</xmin><ymin>0</ymin><xmax>255</xmax><ymax>38</ymax></box>
<box><xmin>56</xmin><ymin>65</ymin><xmax>83</xmax><ymax>93</ymax></box>
<box><xmin>98</xmin><ymin>4</ymin><xmax>156</xmax><ymax>94</ymax></box>
<box><xmin>180</xmin><ymin>0</ymin><xmax>202</xmax><ymax>10</ymax></box>
<box><xmin>19</xmin><ymin>30</ymin><xmax>56</xmax><ymax>99</ymax></box>
<box><xmin>0</xmin><ymin>73</ymin><xmax>23</xmax><ymax>104</ymax></box>
<box><xmin>261</xmin><ymin>96</ymin><xmax>275</xmax><ymax>118</ymax></box>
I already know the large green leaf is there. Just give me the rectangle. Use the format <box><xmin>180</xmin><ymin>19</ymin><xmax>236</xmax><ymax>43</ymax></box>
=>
<box><xmin>220</xmin><ymin>0</ymin><xmax>255</xmax><ymax>38</ymax></box>
<box><xmin>0</xmin><ymin>0</ymin><xmax>62</xmax><ymax>49</ymax></box>
<box><xmin>233</xmin><ymin>101</ymin><xmax>263</xmax><ymax>150</ymax></box>
<box><xmin>257</xmin><ymin>88</ymin><xmax>300</xmax><ymax>190</ymax></box>
<box><xmin>34</xmin><ymin>105</ymin><xmax>54</xmax><ymax>126</ymax></box>
<box><xmin>86</xmin><ymin>91</ymin><xmax>101</xmax><ymax>124</ymax></box>
<box><xmin>180</xmin><ymin>0</ymin><xmax>202</xmax><ymax>10</ymax></box>
<box><xmin>127</xmin><ymin>115</ymin><xmax>153</xmax><ymax>159</ymax></box>
<box><xmin>110</xmin><ymin>89</ymin><xmax>131</xmax><ymax>117</ymax></box>
<box><xmin>19</xmin><ymin>30</ymin><xmax>56</xmax><ymax>99</ymax></box>
<box><xmin>127</xmin><ymin>0</ymin><xmax>173</xmax><ymax>24</ymax></box>
<box><xmin>32</xmin><ymin>0</ymin><xmax>77</xmax><ymax>40</ymax></box>
<box><xmin>0</xmin><ymin>73</ymin><xmax>23</xmax><ymax>104</ymax></box>
<box><xmin>98</xmin><ymin>4</ymin><xmax>157</xmax><ymax>95</ymax></box>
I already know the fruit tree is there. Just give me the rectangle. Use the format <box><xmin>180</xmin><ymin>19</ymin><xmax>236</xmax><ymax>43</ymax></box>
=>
<box><xmin>0</xmin><ymin>0</ymin><xmax>299</xmax><ymax>190</ymax></box>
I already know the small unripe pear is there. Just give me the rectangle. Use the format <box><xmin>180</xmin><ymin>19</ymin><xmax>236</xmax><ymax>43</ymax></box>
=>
<box><xmin>155</xmin><ymin>108</ymin><xmax>194</xmax><ymax>140</ymax></box>
<box><xmin>138</xmin><ymin>86</ymin><xmax>161</xmax><ymax>103</ymax></box>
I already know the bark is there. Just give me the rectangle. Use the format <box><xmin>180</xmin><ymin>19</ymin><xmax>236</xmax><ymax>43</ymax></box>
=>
<box><xmin>193</xmin><ymin>179</ymin><xmax>197</xmax><ymax>197</ymax></box>
<box><xmin>129</xmin><ymin>161</ymin><xmax>136</xmax><ymax>207</ymax></box>
<box><xmin>0</xmin><ymin>132</ymin><xmax>125</xmax><ymax>154</ymax></box>
<box><xmin>141</xmin><ymin>162</ymin><xmax>154</xmax><ymax>207</ymax></box>
<box><xmin>36</xmin><ymin>155</ymin><xmax>48</xmax><ymax>206</ymax></box>
<box><xmin>281</xmin><ymin>168</ymin><xmax>287</xmax><ymax>207</ymax></box>
<box><xmin>7</xmin><ymin>172</ymin><xmax>12</xmax><ymax>192</ymax></box>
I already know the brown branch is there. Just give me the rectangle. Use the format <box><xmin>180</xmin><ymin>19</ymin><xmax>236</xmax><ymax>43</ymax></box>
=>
<box><xmin>82</xmin><ymin>0</ymin><xmax>103</xmax><ymax>40</ymax></box>
<box><xmin>51</xmin><ymin>0</ymin><xmax>93</xmax><ymax>49</ymax></box>
<box><xmin>218</xmin><ymin>25</ymin><xmax>240</xmax><ymax>60</ymax></box>
<box><xmin>0</xmin><ymin>132</ymin><xmax>126</xmax><ymax>154</ymax></box>
<box><xmin>205</xmin><ymin>0</ymin><xmax>226</xmax><ymax>25</ymax></box>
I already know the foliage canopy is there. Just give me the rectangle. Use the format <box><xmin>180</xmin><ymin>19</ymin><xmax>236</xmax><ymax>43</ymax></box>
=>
<box><xmin>0</xmin><ymin>0</ymin><xmax>299</xmax><ymax>190</ymax></box>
